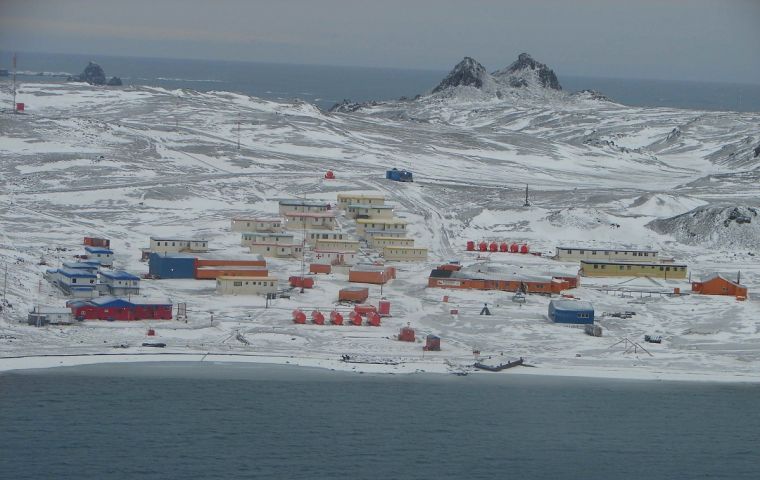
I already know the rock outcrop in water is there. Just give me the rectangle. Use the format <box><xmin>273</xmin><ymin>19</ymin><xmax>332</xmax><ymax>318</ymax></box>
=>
<box><xmin>76</xmin><ymin>62</ymin><xmax>107</xmax><ymax>85</ymax></box>
<box><xmin>107</xmin><ymin>76</ymin><xmax>123</xmax><ymax>86</ymax></box>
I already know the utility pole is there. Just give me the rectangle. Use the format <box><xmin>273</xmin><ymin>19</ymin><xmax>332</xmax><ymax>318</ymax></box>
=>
<box><xmin>523</xmin><ymin>184</ymin><xmax>530</xmax><ymax>207</ymax></box>
<box><xmin>3</xmin><ymin>262</ymin><xmax>7</xmax><ymax>301</ymax></box>
<box><xmin>12</xmin><ymin>52</ymin><xmax>17</xmax><ymax>112</ymax></box>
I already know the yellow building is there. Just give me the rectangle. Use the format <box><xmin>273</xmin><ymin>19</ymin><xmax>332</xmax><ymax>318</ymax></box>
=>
<box><xmin>337</xmin><ymin>193</ymin><xmax>385</xmax><ymax>209</ymax></box>
<box><xmin>580</xmin><ymin>260</ymin><xmax>687</xmax><ymax>279</ymax></box>
<box><xmin>315</xmin><ymin>239</ymin><xmax>361</xmax><ymax>252</ymax></box>
<box><xmin>364</xmin><ymin>229</ymin><xmax>406</xmax><ymax>241</ymax></box>
<box><xmin>346</xmin><ymin>204</ymin><xmax>395</xmax><ymax>219</ymax></box>
<box><xmin>356</xmin><ymin>218</ymin><xmax>408</xmax><ymax>235</ymax></box>
<box><xmin>555</xmin><ymin>246</ymin><xmax>658</xmax><ymax>262</ymax></box>
<box><xmin>230</xmin><ymin>217</ymin><xmax>283</xmax><ymax>233</ymax></box>
<box><xmin>382</xmin><ymin>246</ymin><xmax>428</xmax><ymax>262</ymax></box>
<box><xmin>303</xmin><ymin>230</ymin><xmax>349</xmax><ymax>246</ymax></box>
<box><xmin>370</xmin><ymin>236</ymin><xmax>415</xmax><ymax>249</ymax></box>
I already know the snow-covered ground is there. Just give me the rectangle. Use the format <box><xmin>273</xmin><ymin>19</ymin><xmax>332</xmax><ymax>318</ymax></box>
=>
<box><xmin>2</xmin><ymin>79</ymin><xmax>760</xmax><ymax>382</ymax></box>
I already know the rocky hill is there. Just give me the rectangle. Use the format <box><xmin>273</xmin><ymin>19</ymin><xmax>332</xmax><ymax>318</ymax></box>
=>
<box><xmin>647</xmin><ymin>205</ymin><xmax>760</xmax><ymax>250</ymax></box>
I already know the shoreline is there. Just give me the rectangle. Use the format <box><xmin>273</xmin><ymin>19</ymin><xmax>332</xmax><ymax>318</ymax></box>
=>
<box><xmin>2</xmin><ymin>350</ymin><xmax>759</xmax><ymax>384</ymax></box>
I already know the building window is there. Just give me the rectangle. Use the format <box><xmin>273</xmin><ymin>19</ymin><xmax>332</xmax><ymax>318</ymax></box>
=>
<box><xmin>601</xmin><ymin>265</ymin><xmax>606</xmax><ymax>269</ymax></box>
<box><xmin>580</xmin><ymin>250</ymin><xmax>585</xmax><ymax>254</ymax></box>
<box><xmin>234</xmin><ymin>281</ymin><xmax>242</xmax><ymax>287</ymax></box>
<box><xmin>627</xmin><ymin>266</ymin><xmax>631</xmax><ymax>270</ymax></box>
<box><xmin>593</xmin><ymin>265</ymin><xmax>598</xmax><ymax>269</ymax></box>
<box><xmin>592</xmin><ymin>251</ymin><xmax>597</xmax><ymax>255</ymax></box>
<box><xmin>72</xmin><ymin>278</ymin><xmax>77</xmax><ymax>284</ymax></box>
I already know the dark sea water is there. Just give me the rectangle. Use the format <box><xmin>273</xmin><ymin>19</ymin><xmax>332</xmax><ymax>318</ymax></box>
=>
<box><xmin>3</xmin><ymin>51</ymin><xmax>759</xmax><ymax>112</ymax></box>
<box><xmin>1</xmin><ymin>362</ymin><xmax>758</xmax><ymax>480</ymax></box>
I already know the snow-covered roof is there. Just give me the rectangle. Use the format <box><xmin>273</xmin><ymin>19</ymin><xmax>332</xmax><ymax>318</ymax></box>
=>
<box><xmin>698</xmin><ymin>273</ymin><xmax>745</xmax><ymax>287</ymax></box>
<box><xmin>150</xmin><ymin>236</ymin><xmax>208</xmax><ymax>242</ymax></box>
<box><xmin>57</xmin><ymin>267</ymin><xmax>97</xmax><ymax>278</ymax></box>
<box><xmin>557</xmin><ymin>246</ymin><xmax>658</xmax><ymax>253</ymax></box>
<box><xmin>550</xmin><ymin>299</ymin><xmax>594</xmax><ymax>312</ymax></box>
<box><xmin>84</xmin><ymin>246</ymin><xmax>113</xmax><ymax>254</ymax></box>
<box><xmin>100</xmin><ymin>270</ymin><xmax>140</xmax><ymax>281</ymax></box>
<box><xmin>278</xmin><ymin>199</ymin><xmax>329</xmax><ymax>207</ymax></box>
<box><xmin>217</xmin><ymin>276</ymin><xmax>278</xmax><ymax>281</ymax></box>
<box><xmin>581</xmin><ymin>259</ymin><xmax>686</xmax><ymax>267</ymax></box>
<box><xmin>62</xmin><ymin>261</ymin><xmax>100</xmax><ymax>270</ymax></box>
<box><xmin>347</xmin><ymin>204</ymin><xmax>394</xmax><ymax>209</ymax></box>
<box><xmin>31</xmin><ymin>307</ymin><xmax>73</xmax><ymax>315</ymax></box>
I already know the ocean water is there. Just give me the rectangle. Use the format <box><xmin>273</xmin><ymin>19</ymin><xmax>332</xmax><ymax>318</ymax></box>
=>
<box><xmin>3</xmin><ymin>51</ymin><xmax>759</xmax><ymax>112</ymax></box>
<box><xmin>1</xmin><ymin>363</ymin><xmax>758</xmax><ymax>480</ymax></box>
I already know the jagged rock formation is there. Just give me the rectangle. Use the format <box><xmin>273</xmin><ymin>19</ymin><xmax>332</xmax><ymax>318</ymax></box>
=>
<box><xmin>432</xmin><ymin>57</ymin><xmax>491</xmax><ymax>93</ymax></box>
<box><xmin>107</xmin><ymin>76</ymin><xmax>123</xmax><ymax>86</ymax></box>
<box><xmin>647</xmin><ymin>205</ymin><xmax>760</xmax><ymax>249</ymax></box>
<box><xmin>76</xmin><ymin>62</ymin><xmax>107</xmax><ymax>85</ymax></box>
<box><xmin>492</xmin><ymin>53</ymin><xmax>562</xmax><ymax>90</ymax></box>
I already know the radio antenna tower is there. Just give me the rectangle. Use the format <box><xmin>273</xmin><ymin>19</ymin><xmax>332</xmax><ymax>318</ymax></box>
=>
<box><xmin>12</xmin><ymin>52</ymin><xmax>17</xmax><ymax>112</ymax></box>
<box><xmin>523</xmin><ymin>184</ymin><xmax>531</xmax><ymax>207</ymax></box>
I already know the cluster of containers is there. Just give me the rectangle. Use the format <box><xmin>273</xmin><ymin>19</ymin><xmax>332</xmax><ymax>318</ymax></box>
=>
<box><xmin>466</xmin><ymin>241</ymin><xmax>530</xmax><ymax>254</ymax></box>
<box><xmin>292</xmin><ymin>301</ymin><xmax>390</xmax><ymax>326</ymax></box>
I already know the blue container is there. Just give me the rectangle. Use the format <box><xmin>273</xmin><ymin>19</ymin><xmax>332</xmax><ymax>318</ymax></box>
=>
<box><xmin>548</xmin><ymin>300</ymin><xmax>594</xmax><ymax>324</ymax></box>
<box><xmin>149</xmin><ymin>253</ymin><xmax>196</xmax><ymax>279</ymax></box>
<box><xmin>386</xmin><ymin>168</ymin><xmax>413</xmax><ymax>182</ymax></box>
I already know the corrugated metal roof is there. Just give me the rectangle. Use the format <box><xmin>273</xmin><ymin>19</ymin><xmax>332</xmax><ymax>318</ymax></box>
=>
<box><xmin>550</xmin><ymin>299</ymin><xmax>594</xmax><ymax>311</ymax></box>
<box><xmin>57</xmin><ymin>268</ymin><xmax>97</xmax><ymax>278</ymax></box>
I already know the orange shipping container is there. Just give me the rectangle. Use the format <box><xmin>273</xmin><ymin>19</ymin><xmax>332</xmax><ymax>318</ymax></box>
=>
<box><xmin>310</xmin><ymin>263</ymin><xmax>332</xmax><ymax>274</ymax></box>
<box><xmin>339</xmin><ymin>287</ymin><xmax>369</xmax><ymax>303</ymax></box>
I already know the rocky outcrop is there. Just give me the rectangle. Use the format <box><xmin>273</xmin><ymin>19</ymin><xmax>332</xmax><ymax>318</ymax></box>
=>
<box><xmin>432</xmin><ymin>57</ymin><xmax>491</xmax><ymax>93</ymax></box>
<box><xmin>107</xmin><ymin>76</ymin><xmax>123</xmax><ymax>86</ymax></box>
<box><xmin>647</xmin><ymin>205</ymin><xmax>760</xmax><ymax>249</ymax></box>
<box><xmin>492</xmin><ymin>53</ymin><xmax>562</xmax><ymax>90</ymax></box>
<box><xmin>76</xmin><ymin>62</ymin><xmax>107</xmax><ymax>85</ymax></box>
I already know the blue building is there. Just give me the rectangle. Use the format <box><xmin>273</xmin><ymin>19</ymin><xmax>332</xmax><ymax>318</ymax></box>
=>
<box><xmin>84</xmin><ymin>246</ymin><xmax>114</xmax><ymax>266</ymax></box>
<box><xmin>548</xmin><ymin>300</ymin><xmax>594</xmax><ymax>324</ymax></box>
<box><xmin>386</xmin><ymin>168</ymin><xmax>413</xmax><ymax>182</ymax></box>
<box><xmin>45</xmin><ymin>267</ymin><xmax>98</xmax><ymax>297</ymax></box>
<box><xmin>148</xmin><ymin>253</ymin><xmax>196</xmax><ymax>279</ymax></box>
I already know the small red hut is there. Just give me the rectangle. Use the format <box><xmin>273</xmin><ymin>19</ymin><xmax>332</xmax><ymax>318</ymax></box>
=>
<box><xmin>398</xmin><ymin>326</ymin><xmax>415</xmax><ymax>342</ymax></box>
<box><xmin>423</xmin><ymin>334</ymin><xmax>441</xmax><ymax>351</ymax></box>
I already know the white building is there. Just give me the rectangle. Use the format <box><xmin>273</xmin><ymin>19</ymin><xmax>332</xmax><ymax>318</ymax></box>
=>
<box><xmin>337</xmin><ymin>193</ymin><xmax>385</xmax><ymax>209</ymax></box>
<box><xmin>356</xmin><ymin>218</ymin><xmax>407</xmax><ymax>235</ymax></box>
<box><xmin>284</xmin><ymin>212</ymin><xmax>337</xmax><ymax>230</ymax></box>
<box><xmin>303</xmin><ymin>230</ymin><xmax>350</xmax><ymax>246</ymax></box>
<box><xmin>249</xmin><ymin>242</ymin><xmax>303</xmax><ymax>259</ymax></box>
<box><xmin>46</xmin><ymin>267</ymin><xmax>98</xmax><ymax>297</ymax></box>
<box><xmin>370</xmin><ymin>236</ymin><xmax>415</xmax><ymax>249</ymax></box>
<box><xmin>554</xmin><ymin>246</ymin><xmax>659</xmax><ymax>262</ymax></box>
<box><xmin>312</xmin><ymin>249</ymin><xmax>357</xmax><ymax>266</ymax></box>
<box><xmin>278</xmin><ymin>199</ymin><xmax>331</xmax><ymax>215</ymax></box>
<box><xmin>241</xmin><ymin>232</ymin><xmax>295</xmax><ymax>247</ymax></box>
<box><xmin>230</xmin><ymin>217</ymin><xmax>284</xmax><ymax>233</ymax></box>
<box><xmin>84</xmin><ymin>246</ymin><xmax>114</xmax><ymax>267</ymax></box>
<box><xmin>216</xmin><ymin>276</ymin><xmax>278</xmax><ymax>295</ymax></box>
<box><xmin>149</xmin><ymin>237</ymin><xmax>209</xmax><ymax>254</ymax></box>
<box><xmin>99</xmin><ymin>270</ymin><xmax>141</xmax><ymax>296</ymax></box>
<box><xmin>27</xmin><ymin>307</ymin><xmax>75</xmax><ymax>326</ymax></box>
<box><xmin>315</xmin><ymin>238</ymin><xmax>361</xmax><ymax>252</ymax></box>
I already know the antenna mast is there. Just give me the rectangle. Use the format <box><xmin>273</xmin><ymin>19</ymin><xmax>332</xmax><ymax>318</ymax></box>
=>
<box><xmin>523</xmin><ymin>184</ymin><xmax>530</xmax><ymax>207</ymax></box>
<box><xmin>12</xmin><ymin>52</ymin><xmax>17</xmax><ymax>112</ymax></box>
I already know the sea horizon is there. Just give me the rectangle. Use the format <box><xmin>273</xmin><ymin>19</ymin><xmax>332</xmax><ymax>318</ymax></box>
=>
<box><xmin>2</xmin><ymin>50</ymin><xmax>759</xmax><ymax>112</ymax></box>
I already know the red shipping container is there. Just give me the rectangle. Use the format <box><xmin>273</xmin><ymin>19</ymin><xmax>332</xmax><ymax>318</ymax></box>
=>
<box><xmin>378</xmin><ymin>300</ymin><xmax>391</xmax><ymax>316</ymax></box>
<box><xmin>398</xmin><ymin>327</ymin><xmax>415</xmax><ymax>342</ymax></box>
<box><xmin>16</xmin><ymin>103</ymin><xmax>24</xmax><ymax>112</ymax></box>
<box><xmin>339</xmin><ymin>287</ymin><xmax>369</xmax><ymax>302</ymax></box>
<box><xmin>310</xmin><ymin>263</ymin><xmax>331</xmax><ymax>274</ymax></box>
<box><xmin>289</xmin><ymin>276</ymin><xmax>315</xmax><ymax>288</ymax></box>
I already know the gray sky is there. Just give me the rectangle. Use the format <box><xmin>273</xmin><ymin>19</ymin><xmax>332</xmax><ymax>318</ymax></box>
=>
<box><xmin>1</xmin><ymin>0</ymin><xmax>759</xmax><ymax>83</ymax></box>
